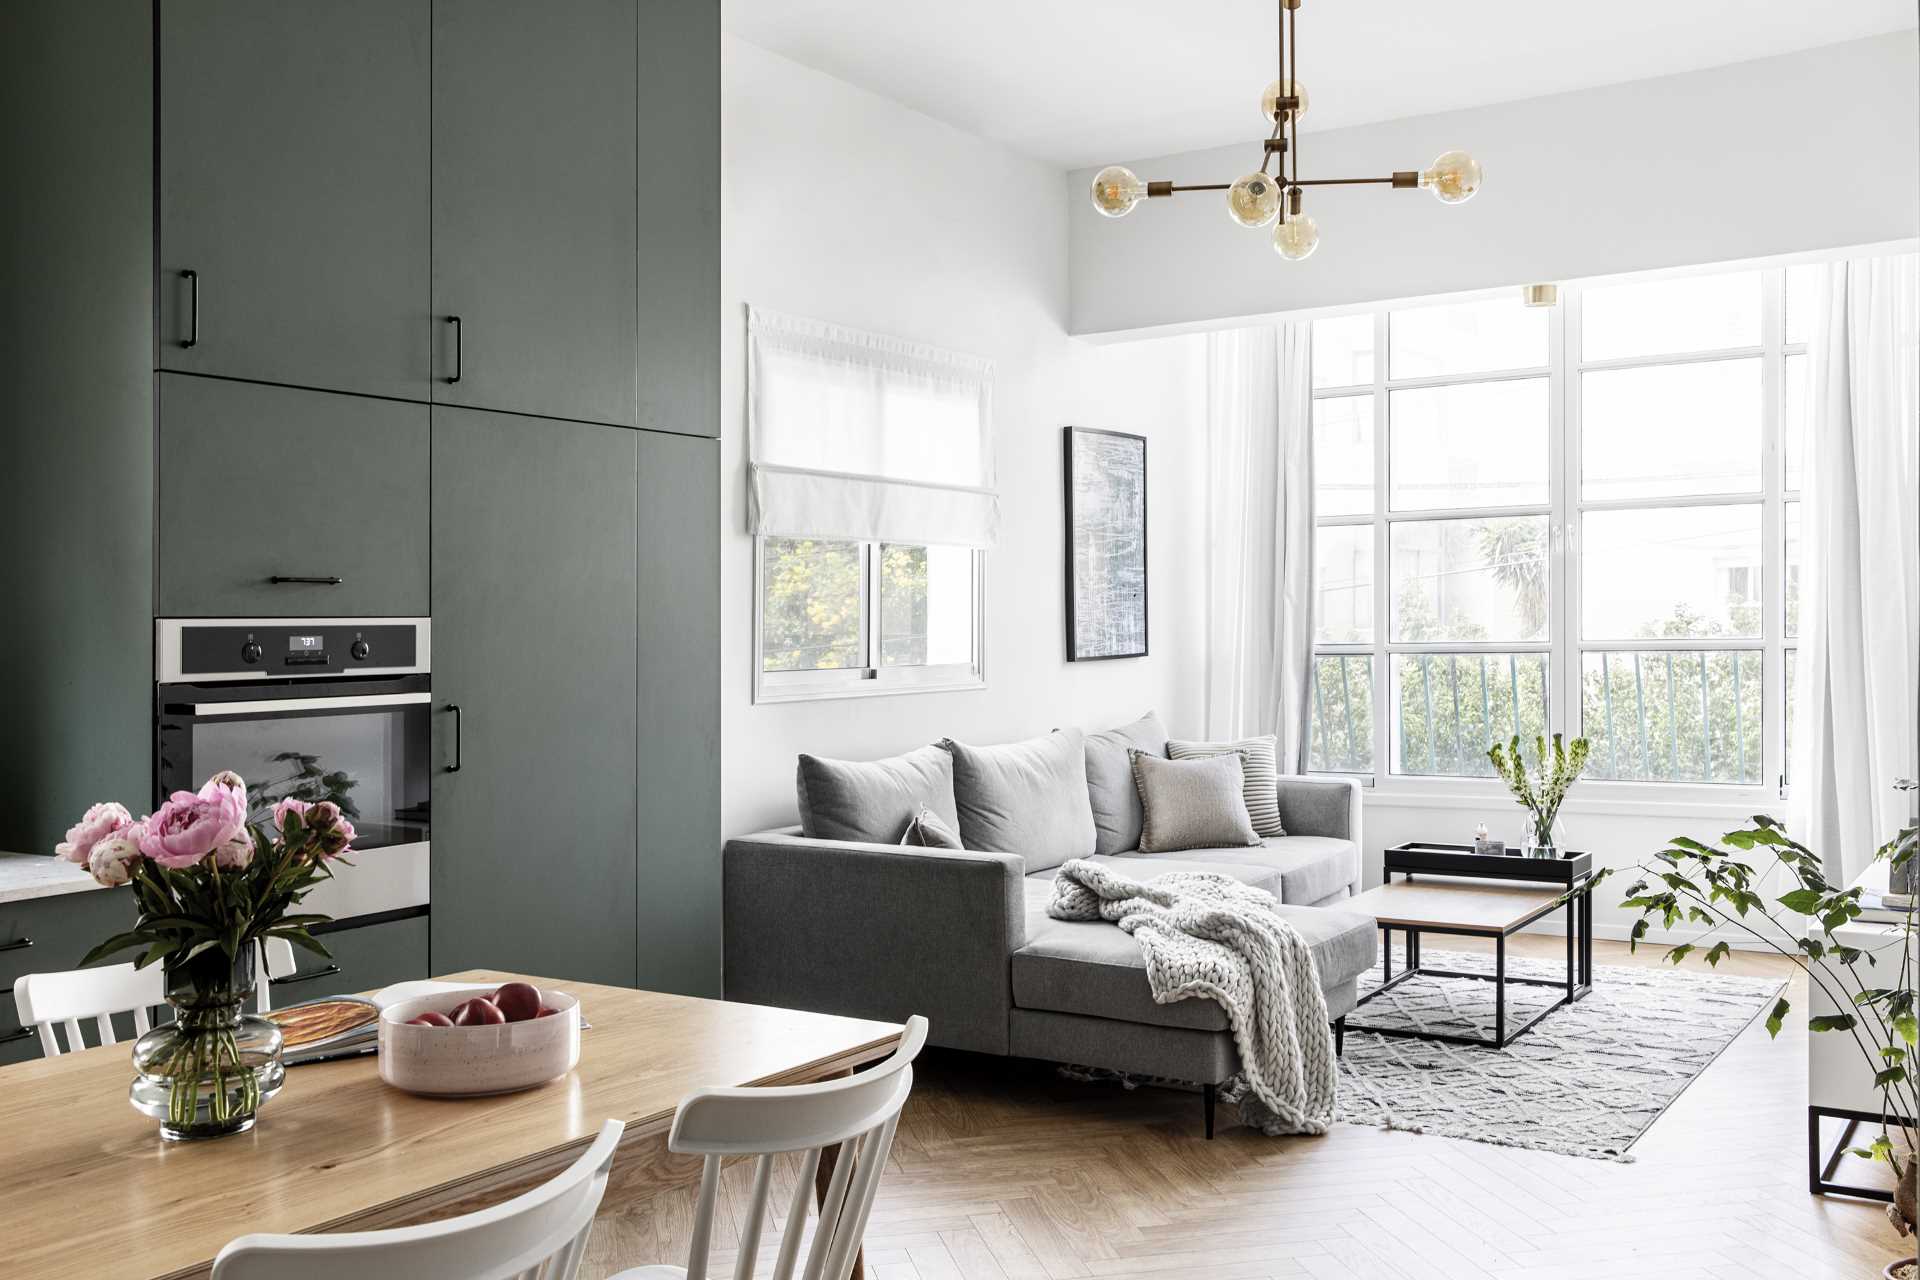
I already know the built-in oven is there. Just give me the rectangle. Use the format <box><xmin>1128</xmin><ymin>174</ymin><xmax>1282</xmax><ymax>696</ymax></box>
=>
<box><xmin>155</xmin><ymin>618</ymin><xmax>431</xmax><ymax>928</ymax></box>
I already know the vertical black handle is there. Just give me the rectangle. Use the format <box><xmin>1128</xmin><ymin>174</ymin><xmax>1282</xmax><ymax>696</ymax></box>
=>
<box><xmin>445</xmin><ymin>702</ymin><xmax>462</xmax><ymax>773</ymax></box>
<box><xmin>180</xmin><ymin>270</ymin><xmax>199</xmax><ymax>348</ymax></box>
<box><xmin>445</xmin><ymin>315</ymin><xmax>463</xmax><ymax>384</ymax></box>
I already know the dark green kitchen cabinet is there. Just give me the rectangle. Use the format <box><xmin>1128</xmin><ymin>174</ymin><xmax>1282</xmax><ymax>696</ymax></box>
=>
<box><xmin>431</xmin><ymin>0</ymin><xmax>640</xmax><ymax>428</ymax></box>
<box><xmin>157</xmin><ymin>375</ymin><xmax>429</xmax><ymax>617</ymax></box>
<box><xmin>275</xmin><ymin>914</ymin><xmax>430</xmax><ymax>1000</ymax></box>
<box><xmin>158</xmin><ymin>0</ymin><xmax>431</xmax><ymax>400</ymax></box>
<box><xmin>430</xmin><ymin>408</ymin><xmax>639</xmax><ymax>986</ymax></box>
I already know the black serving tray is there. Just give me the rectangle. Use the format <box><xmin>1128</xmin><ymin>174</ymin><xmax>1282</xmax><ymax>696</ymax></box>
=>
<box><xmin>1384</xmin><ymin>841</ymin><xmax>1593</xmax><ymax>887</ymax></box>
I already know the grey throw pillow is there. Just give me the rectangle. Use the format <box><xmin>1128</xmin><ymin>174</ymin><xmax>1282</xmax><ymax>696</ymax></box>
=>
<box><xmin>1083</xmin><ymin>711</ymin><xmax>1169</xmax><ymax>856</ymax></box>
<box><xmin>1130</xmin><ymin>750</ymin><xmax>1261</xmax><ymax>854</ymax></box>
<box><xmin>1167</xmin><ymin>735</ymin><xmax>1285</xmax><ymax>836</ymax></box>
<box><xmin>795</xmin><ymin>744</ymin><xmax>959</xmax><ymax>844</ymax></box>
<box><xmin>940</xmin><ymin>730</ymin><xmax>1097</xmax><ymax>873</ymax></box>
<box><xmin>899</xmin><ymin>807</ymin><xmax>965</xmax><ymax>849</ymax></box>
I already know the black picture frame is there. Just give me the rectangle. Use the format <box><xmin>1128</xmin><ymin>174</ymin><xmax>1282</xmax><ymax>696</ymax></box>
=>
<box><xmin>1063</xmin><ymin>426</ymin><xmax>1148</xmax><ymax>661</ymax></box>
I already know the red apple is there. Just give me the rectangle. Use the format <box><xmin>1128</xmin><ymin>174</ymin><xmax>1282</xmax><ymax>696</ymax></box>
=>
<box><xmin>491</xmin><ymin>982</ymin><xmax>543</xmax><ymax>1023</ymax></box>
<box><xmin>536</xmin><ymin>1006</ymin><xmax>560</xmax><ymax>1018</ymax></box>
<box><xmin>451</xmin><ymin>997</ymin><xmax>506</xmax><ymax>1026</ymax></box>
<box><xmin>408</xmin><ymin>1010</ymin><xmax>454</xmax><ymax>1027</ymax></box>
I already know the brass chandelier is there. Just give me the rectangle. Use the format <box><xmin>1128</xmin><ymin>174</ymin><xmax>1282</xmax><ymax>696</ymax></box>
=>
<box><xmin>1088</xmin><ymin>0</ymin><xmax>1482</xmax><ymax>260</ymax></box>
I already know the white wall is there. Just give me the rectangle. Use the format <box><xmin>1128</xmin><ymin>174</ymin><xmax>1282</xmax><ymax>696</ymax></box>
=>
<box><xmin>721</xmin><ymin>36</ymin><xmax>1208</xmax><ymax>837</ymax></box>
<box><xmin>1069</xmin><ymin>35</ymin><xmax>1920</xmax><ymax>336</ymax></box>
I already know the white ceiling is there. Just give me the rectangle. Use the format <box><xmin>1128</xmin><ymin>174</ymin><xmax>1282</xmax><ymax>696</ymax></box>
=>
<box><xmin>723</xmin><ymin>0</ymin><xmax>1917</xmax><ymax>168</ymax></box>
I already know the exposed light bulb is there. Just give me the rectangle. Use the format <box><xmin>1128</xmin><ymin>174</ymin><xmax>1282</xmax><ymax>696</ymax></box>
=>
<box><xmin>1226</xmin><ymin>172</ymin><xmax>1281</xmax><ymax>228</ymax></box>
<box><xmin>1272</xmin><ymin>213</ymin><xmax>1320</xmax><ymax>261</ymax></box>
<box><xmin>1420</xmin><ymin>150</ymin><xmax>1482</xmax><ymax>204</ymax></box>
<box><xmin>1260</xmin><ymin>79</ymin><xmax>1309</xmax><ymax>124</ymax></box>
<box><xmin>1089</xmin><ymin>165</ymin><xmax>1147</xmax><ymax>218</ymax></box>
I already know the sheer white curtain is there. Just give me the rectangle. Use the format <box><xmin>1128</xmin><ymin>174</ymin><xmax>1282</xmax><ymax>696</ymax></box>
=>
<box><xmin>1203</xmin><ymin>324</ymin><xmax>1315</xmax><ymax>769</ymax></box>
<box><xmin>1790</xmin><ymin>254</ymin><xmax>1920</xmax><ymax>884</ymax></box>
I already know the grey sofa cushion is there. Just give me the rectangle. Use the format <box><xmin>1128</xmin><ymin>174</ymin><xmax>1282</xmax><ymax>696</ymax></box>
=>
<box><xmin>1013</xmin><ymin>887</ymin><xmax>1375</xmax><ymax>1032</ymax></box>
<box><xmin>795</xmin><ymin>745</ymin><xmax>958</xmax><ymax>844</ymax></box>
<box><xmin>1082</xmin><ymin>711</ymin><xmax>1168</xmax><ymax>856</ymax></box>
<box><xmin>1168</xmin><ymin>735</ymin><xmax>1284</xmax><ymax>835</ymax></box>
<box><xmin>1128</xmin><ymin>836</ymin><xmax>1358</xmax><ymax>905</ymax></box>
<box><xmin>900</xmin><ymin>807</ymin><xmax>964</xmax><ymax>849</ymax></box>
<box><xmin>1131</xmin><ymin>751</ymin><xmax>1260</xmax><ymax>854</ymax></box>
<box><xmin>942</xmin><ymin>730</ymin><xmax>1096</xmax><ymax>873</ymax></box>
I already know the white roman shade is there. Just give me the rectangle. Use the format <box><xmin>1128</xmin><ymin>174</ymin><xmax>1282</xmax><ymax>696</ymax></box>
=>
<box><xmin>747</xmin><ymin>306</ymin><xmax>998</xmax><ymax>549</ymax></box>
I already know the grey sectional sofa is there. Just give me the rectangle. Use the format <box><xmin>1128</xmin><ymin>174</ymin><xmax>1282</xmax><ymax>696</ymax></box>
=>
<box><xmin>722</xmin><ymin>714</ymin><xmax>1377</xmax><ymax>1134</ymax></box>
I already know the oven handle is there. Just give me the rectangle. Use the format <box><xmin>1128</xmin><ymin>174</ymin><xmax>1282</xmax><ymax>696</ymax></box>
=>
<box><xmin>187</xmin><ymin>692</ymin><xmax>434</xmax><ymax>717</ymax></box>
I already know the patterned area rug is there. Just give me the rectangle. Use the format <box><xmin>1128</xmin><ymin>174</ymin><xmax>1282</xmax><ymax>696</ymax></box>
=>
<box><xmin>1337</xmin><ymin>948</ymin><xmax>1785</xmax><ymax>1161</ymax></box>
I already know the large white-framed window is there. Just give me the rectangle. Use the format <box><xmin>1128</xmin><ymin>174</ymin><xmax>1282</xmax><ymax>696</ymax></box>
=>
<box><xmin>747</xmin><ymin>306</ymin><xmax>996</xmax><ymax>702</ymax></box>
<box><xmin>1305</xmin><ymin>256</ymin><xmax>1823</xmax><ymax>794</ymax></box>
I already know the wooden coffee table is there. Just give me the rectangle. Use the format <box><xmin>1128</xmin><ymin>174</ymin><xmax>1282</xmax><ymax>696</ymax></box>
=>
<box><xmin>1343</xmin><ymin>845</ymin><xmax>1594</xmax><ymax>1049</ymax></box>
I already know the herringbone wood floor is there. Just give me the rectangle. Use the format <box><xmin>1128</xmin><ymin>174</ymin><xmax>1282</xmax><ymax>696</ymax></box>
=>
<box><xmin>582</xmin><ymin>940</ymin><xmax>1913</xmax><ymax>1279</ymax></box>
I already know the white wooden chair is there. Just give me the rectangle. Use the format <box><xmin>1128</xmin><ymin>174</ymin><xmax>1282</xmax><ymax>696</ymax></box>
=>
<box><xmin>211</xmin><ymin>1118</ymin><xmax>626</xmax><ymax>1280</ymax></box>
<box><xmin>610</xmin><ymin>1014</ymin><xmax>929</xmax><ymax>1280</ymax></box>
<box><xmin>13</xmin><ymin>935</ymin><xmax>302</xmax><ymax>1056</ymax></box>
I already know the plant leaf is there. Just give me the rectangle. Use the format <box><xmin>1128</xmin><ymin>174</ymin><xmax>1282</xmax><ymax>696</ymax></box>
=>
<box><xmin>1765</xmin><ymin>996</ymin><xmax>1790</xmax><ymax>1038</ymax></box>
<box><xmin>1809</xmin><ymin>1013</ymin><xmax>1857</xmax><ymax>1033</ymax></box>
<box><xmin>1777</xmin><ymin>888</ymin><xmax>1823</xmax><ymax>913</ymax></box>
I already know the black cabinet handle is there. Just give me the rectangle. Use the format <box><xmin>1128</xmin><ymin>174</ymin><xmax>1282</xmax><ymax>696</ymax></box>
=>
<box><xmin>269</xmin><ymin>575</ymin><xmax>343</xmax><ymax>586</ymax></box>
<box><xmin>180</xmin><ymin>270</ymin><xmax>199</xmax><ymax>348</ymax></box>
<box><xmin>271</xmin><ymin>963</ymin><xmax>342</xmax><ymax>988</ymax></box>
<box><xmin>0</xmin><ymin>1026</ymin><xmax>35</xmax><ymax>1047</ymax></box>
<box><xmin>445</xmin><ymin>703</ymin><xmax>462</xmax><ymax>773</ymax></box>
<box><xmin>0</xmin><ymin>936</ymin><xmax>32</xmax><ymax>954</ymax></box>
<box><xmin>445</xmin><ymin>315</ymin><xmax>463</xmax><ymax>384</ymax></box>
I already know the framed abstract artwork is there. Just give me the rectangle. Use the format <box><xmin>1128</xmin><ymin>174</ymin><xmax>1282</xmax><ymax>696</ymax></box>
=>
<box><xmin>1063</xmin><ymin>426</ymin><xmax>1148</xmax><ymax>660</ymax></box>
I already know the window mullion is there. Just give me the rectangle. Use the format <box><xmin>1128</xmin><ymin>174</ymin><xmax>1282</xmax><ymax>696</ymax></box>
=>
<box><xmin>1557</xmin><ymin>283</ymin><xmax>1580</xmax><ymax>744</ymax></box>
<box><xmin>1372</xmin><ymin>308</ymin><xmax>1391</xmax><ymax>783</ymax></box>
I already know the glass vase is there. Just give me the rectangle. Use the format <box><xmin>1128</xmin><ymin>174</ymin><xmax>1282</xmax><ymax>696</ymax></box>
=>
<box><xmin>129</xmin><ymin>947</ymin><xmax>284</xmax><ymax>1141</ymax></box>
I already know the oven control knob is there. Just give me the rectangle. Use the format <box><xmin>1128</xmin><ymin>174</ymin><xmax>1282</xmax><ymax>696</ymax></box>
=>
<box><xmin>350</xmin><ymin>639</ymin><xmax>372</xmax><ymax>662</ymax></box>
<box><xmin>240</xmin><ymin>640</ymin><xmax>263</xmax><ymax>665</ymax></box>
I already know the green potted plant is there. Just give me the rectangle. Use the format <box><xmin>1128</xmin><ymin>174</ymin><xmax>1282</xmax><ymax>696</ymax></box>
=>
<box><xmin>1598</xmin><ymin>816</ymin><xmax>1917</xmax><ymax>1268</ymax></box>
<box><xmin>1488</xmin><ymin>733</ymin><xmax>1591</xmax><ymax>858</ymax></box>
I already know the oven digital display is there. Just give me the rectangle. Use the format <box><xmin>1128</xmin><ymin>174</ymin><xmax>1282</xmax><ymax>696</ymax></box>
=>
<box><xmin>288</xmin><ymin>634</ymin><xmax>325</xmax><ymax>652</ymax></box>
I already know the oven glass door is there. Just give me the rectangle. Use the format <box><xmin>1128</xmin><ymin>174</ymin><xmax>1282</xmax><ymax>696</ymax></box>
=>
<box><xmin>157</xmin><ymin>678</ymin><xmax>431</xmax><ymax>852</ymax></box>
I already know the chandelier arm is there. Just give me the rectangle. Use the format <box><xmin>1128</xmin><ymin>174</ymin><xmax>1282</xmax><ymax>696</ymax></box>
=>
<box><xmin>1287</xmin><ymin>0</ymin><xmax>1299</xmax><ymax>195</ymax></box>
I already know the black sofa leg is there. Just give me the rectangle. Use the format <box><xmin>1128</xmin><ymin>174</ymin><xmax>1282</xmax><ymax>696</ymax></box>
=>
<box><xmin>1203</xmin><ymin>1082</ymin><xmax>1217</xmax><ymax>1139</ymax></box>
<box><xmin>1334</xmin><ymin>1016</ymin><xmax>1346</xmax><ymax>1057</ymax></box>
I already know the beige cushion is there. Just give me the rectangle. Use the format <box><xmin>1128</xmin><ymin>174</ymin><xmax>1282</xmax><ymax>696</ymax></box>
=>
<box><xmin>1168</xmin><ymin>735</ymin><xmax>1285</xmax><ymax>836</ymax></box>
<box><xmin>1130</xmin><ymin>751</ymin><xmax>1259</xmax><ymax>854</ymax></box>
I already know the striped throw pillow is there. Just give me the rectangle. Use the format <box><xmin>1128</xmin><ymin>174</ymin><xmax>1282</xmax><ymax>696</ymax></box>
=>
<box><xmin>1166</xmin><ymin>735</ymin><xmax>1284</xmax><ymax>836</ymax></box>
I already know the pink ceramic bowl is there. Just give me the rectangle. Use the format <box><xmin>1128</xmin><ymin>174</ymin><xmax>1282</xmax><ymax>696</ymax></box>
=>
<box><xmin>378</xmin><ymin>985</ymin><xmax>581</xmax><ymax>1096</ymax></box>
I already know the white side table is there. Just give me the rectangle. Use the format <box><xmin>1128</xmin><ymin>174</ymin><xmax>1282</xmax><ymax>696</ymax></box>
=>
<box><xmin>1809</xmin><ymin>915</ymin><xmax>1914</xmax><ymax>1201</ymax></box>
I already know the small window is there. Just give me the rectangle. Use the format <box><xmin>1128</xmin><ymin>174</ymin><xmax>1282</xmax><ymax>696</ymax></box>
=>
<box><xmin>757</xmin><ymin>538</ymin><xmax>983</xmax><ymax>700</ymax></box>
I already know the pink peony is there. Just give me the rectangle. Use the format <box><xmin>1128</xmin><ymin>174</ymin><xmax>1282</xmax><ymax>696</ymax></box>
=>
<box><xmin>213</xmin><ymin>827</ymin><xmax>255</xmax><ymax>870</ymax></box>
<box><xmin>306</xmin><ymin>801</ymin><xmax>356</xmax><ymax>858</ymax></box>
<box><xmin>87</xmin><ymin>832</ymin><xmax>143</xmax><ymax>886</ymax></box>
<box><xmin>55</xmin><ymin>802</ymin><xmax>133</xmax><ymax>866</ymax></box>
<box><xmin>139</xmin><ymin>781</ymin><xmax>247</xmax><ymax>870</ymax></box>
<box><xmin>272</xmin><ymin>796</ymin><xmax>310</xmax><ymax>830</ymax></box>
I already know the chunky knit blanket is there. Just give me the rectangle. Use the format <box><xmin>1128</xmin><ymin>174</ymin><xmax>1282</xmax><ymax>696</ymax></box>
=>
<box><xmin>1046</xmin><ymin>858</ymin><xmax>1337</xmax><ymax>1135</ymax></box>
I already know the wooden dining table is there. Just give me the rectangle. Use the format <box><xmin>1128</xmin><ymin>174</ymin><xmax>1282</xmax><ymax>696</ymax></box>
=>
<box><xmin>0</xmin><ymin>971</ymin><xmax>903</xmax><ymax>1280</ymax></box>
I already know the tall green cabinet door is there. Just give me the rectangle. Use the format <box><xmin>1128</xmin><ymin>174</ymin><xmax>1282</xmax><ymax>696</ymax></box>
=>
<box><xmin>158</xmin><ymin>0</ymin><xmax>430</xmax><ymax>400</ymax></box>
<box><xmin>430</xmin><ymin>407</ymin><xmax>639</xmax><ymax>987</ymax></box>
<box><xmin>432</xmin><ymin>0</ymin><xmax>640</xmax><ymax>428</ymax></box>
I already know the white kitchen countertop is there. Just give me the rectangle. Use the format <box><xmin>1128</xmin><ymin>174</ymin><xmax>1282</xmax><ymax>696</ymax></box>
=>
<box><xmin>0</xmin><ymin>852</ymin><xmax>112</xmax><ymax>906</ymax></box>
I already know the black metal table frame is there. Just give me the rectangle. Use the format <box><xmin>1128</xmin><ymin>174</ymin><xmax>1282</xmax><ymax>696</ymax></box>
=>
<box><xmin>1345</xmin><ymin>844</ymin><xmax>1595</xmax><ymax>1050</ymax></box>
<box><xmin>1808</xmin><ymin>1104</ymin><xmax>1911</xmax><ymax>1201</ymax></box>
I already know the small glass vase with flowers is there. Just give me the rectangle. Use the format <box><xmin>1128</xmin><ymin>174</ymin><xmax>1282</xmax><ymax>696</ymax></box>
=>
<box><xmin>56</xmin><ymin>771</ymin><xmax>353</xmax><ymax>1139</ymax></box>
